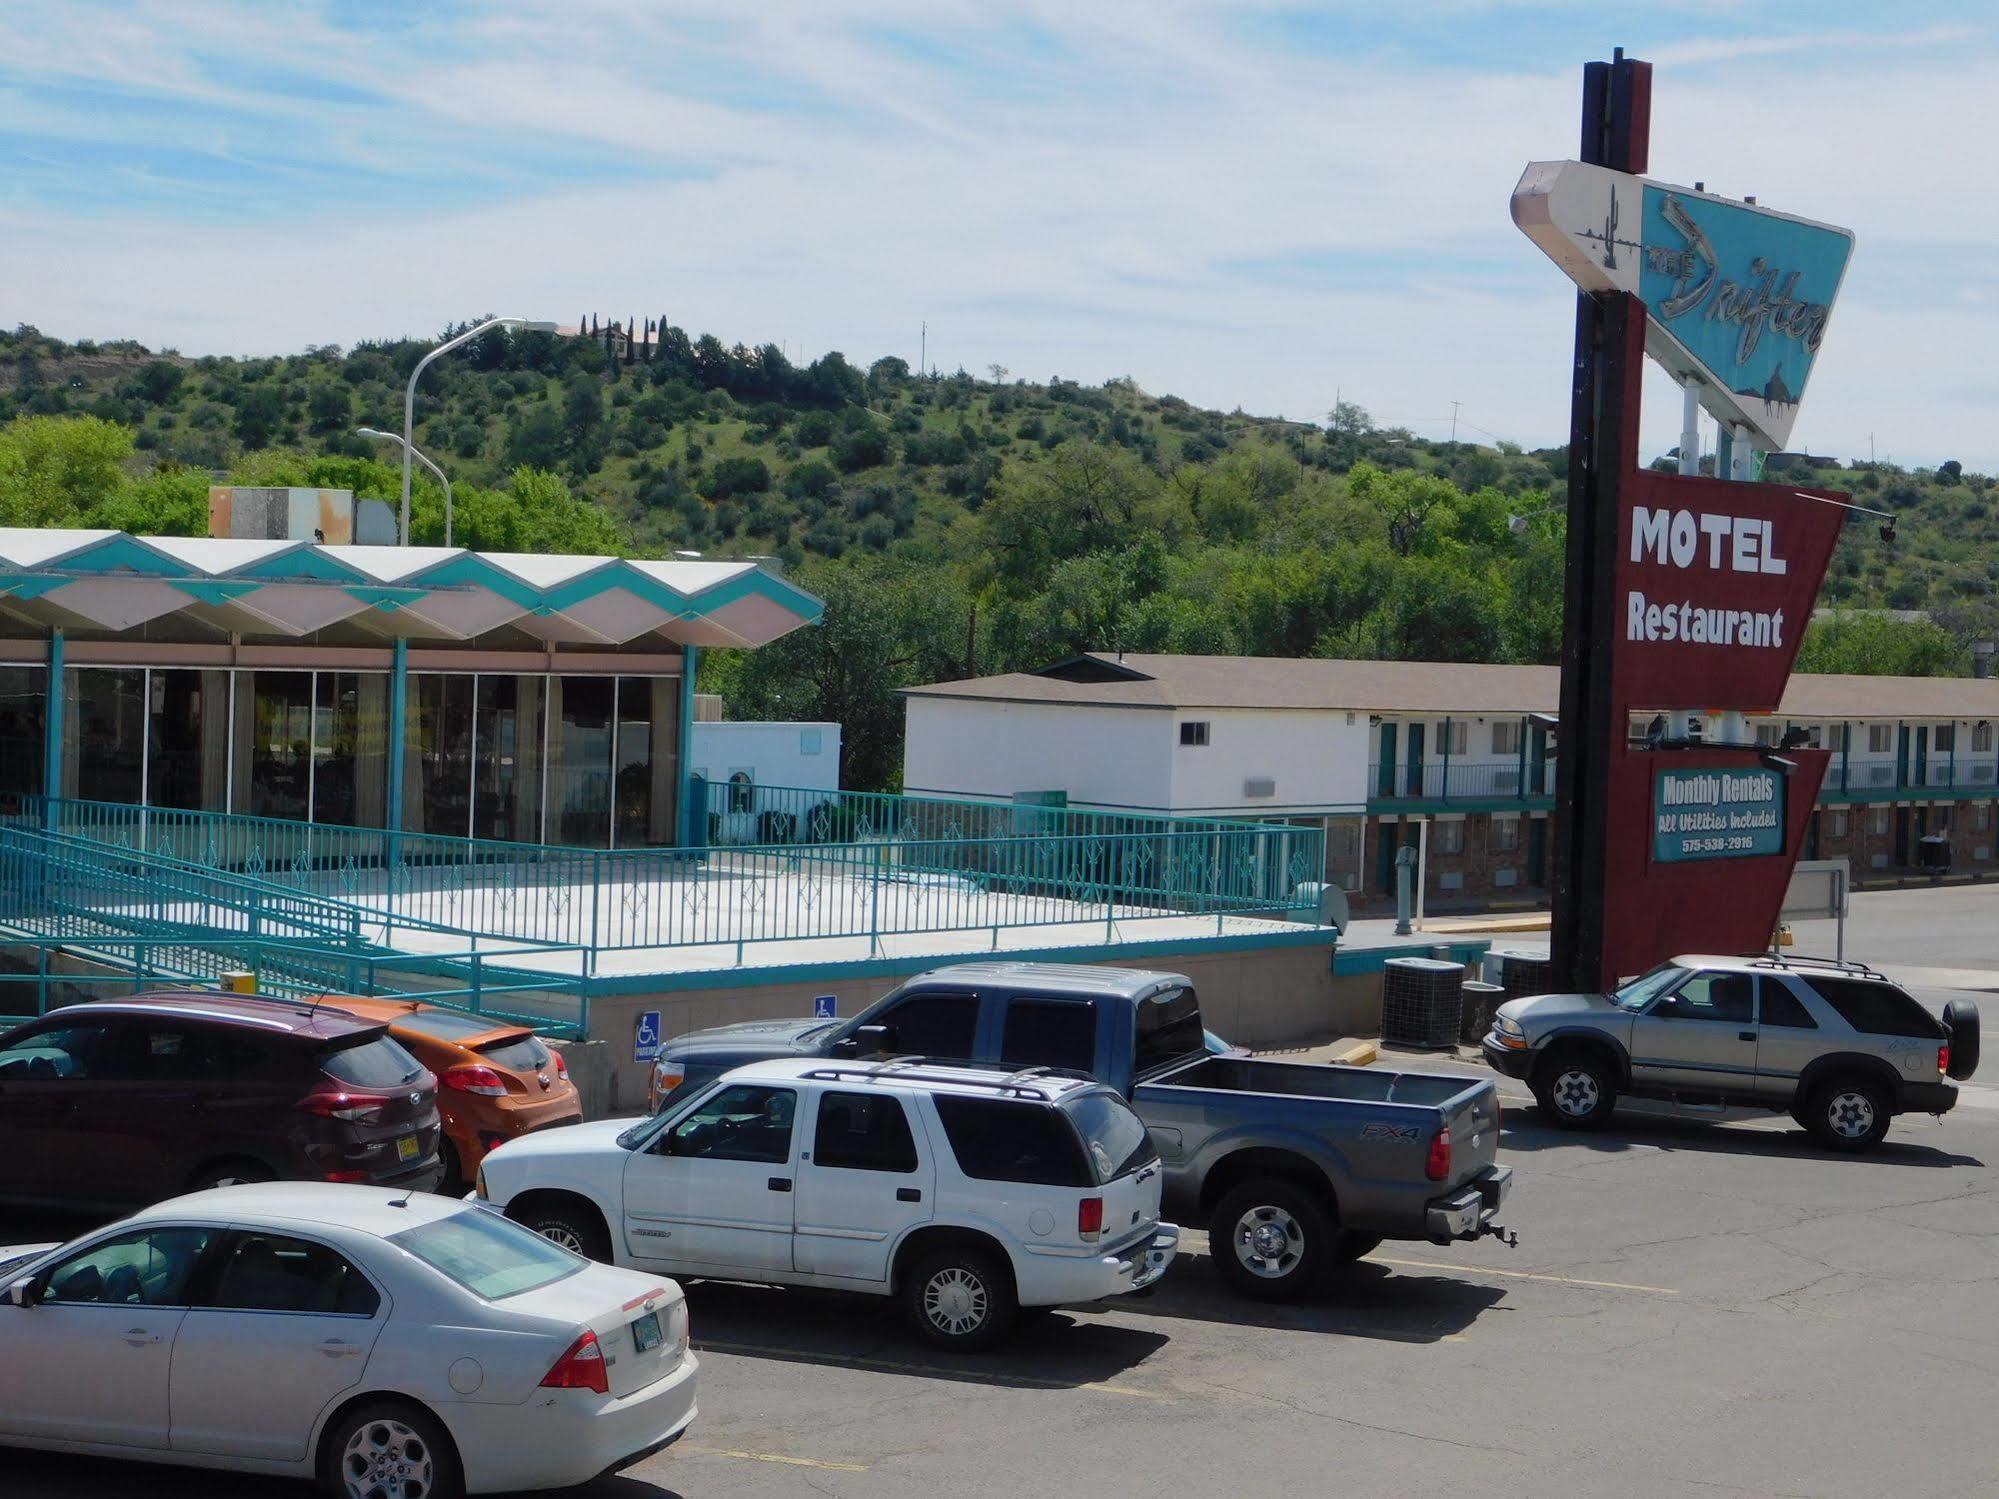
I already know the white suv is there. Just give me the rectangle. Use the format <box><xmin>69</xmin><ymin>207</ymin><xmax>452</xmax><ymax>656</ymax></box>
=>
<box><xmin>475</xmin><ymin>1058</ymin><xmax>1178</xmax><ymax>1349</ymax></box>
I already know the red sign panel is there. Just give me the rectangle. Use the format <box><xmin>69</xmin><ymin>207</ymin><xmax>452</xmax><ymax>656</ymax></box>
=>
<box><xmin>1612</xmin><ymin>470</ymin><xmax>1848</xmax><ymax>713</ymax></box>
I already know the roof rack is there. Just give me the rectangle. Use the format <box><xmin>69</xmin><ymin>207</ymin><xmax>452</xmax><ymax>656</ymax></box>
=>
<box><xmin>1742</xmin><ymin>952</ymin><xmax>1886</xmax><ymax>981</ymax></box>
<box><xmin>796</xmin><ymin>1057</ymin><xmax>1093</xmax><ymax>1099</ymax></box>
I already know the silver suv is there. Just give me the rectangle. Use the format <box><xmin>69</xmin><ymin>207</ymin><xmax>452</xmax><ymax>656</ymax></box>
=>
<box><xmin>1482</xmin><ymin>955</ymin><xmax>1980</xmax><ymax>1150</ymax></box>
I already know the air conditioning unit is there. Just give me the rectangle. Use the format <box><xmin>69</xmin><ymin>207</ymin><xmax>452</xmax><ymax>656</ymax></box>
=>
<box><xmin>1242</xmin><ymin>777</ymin><xmax>1276</xmax><ymax>798</ymax></box>
<box><xmin>1972</xmin><ymin>764</ymin><xmax>1996</xmax><ymax>784</ymax></box>
<box><xmin>1493</xmin><ymin>868</ymin><xmax>1519</xmax><ymax>888</ymax></box>
<box><xmin>1867</xmin><ymin>763</ymin><xmax>1895</xmax><ymax>785</ymax></box>
<box><xmin>1439</xmin><ymin>872</ymin><xmax>1465</xmax><ymax>892</ymax></box>
<box><xmin>1977</xmin><ymin>846</ymin><xmax>1993</xmax><ymax>861</ymax></box>
<box><xmin>1871</xmin><ymin>852</ymin><xmax>1890</xmax><ymax>869</ymax></box>
<box><xmin>1493</xmin><ymin>768</ymin><xmax>1521</xmax><ymax>793</ymax></box>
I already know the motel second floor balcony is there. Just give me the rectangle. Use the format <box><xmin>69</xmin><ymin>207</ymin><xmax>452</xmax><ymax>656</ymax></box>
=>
<box><xmin>1367</xmin><ymin>759</ymin><xmax>1557</xmax><ymax>810</ymax></box>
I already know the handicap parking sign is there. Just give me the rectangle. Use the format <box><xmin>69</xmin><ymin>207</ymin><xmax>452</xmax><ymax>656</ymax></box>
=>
<box><xmin>813</xmin><ymin>994</ymin><xmax>837</xmax><ymax>1019</ymax></box>
<box><xmin>634</xmin><ymin>1011</ymin><xmax>662</xmax><ymax>1063</ymax></box>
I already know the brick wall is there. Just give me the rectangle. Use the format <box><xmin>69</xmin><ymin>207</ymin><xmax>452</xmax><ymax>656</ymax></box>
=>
<box><xmin>1356</xmin><ymin>812</ymin><xmax>1544</xmax><ymax>911</ymax></box>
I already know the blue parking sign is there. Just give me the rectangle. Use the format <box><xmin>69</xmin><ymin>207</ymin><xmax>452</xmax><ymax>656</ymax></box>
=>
<box><xmin>634</xmin><ymin>1011</ymin><xmax>662</xmax><ymax>1063</ymax></box>
<box><xmin>813</xmin><ymin>994</ymin><xmax>837</xmax><ymax>1019</ymax></box>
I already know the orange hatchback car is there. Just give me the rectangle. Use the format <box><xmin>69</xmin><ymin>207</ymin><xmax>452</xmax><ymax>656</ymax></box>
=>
<box><xmin>314</xmin><ymin>998</ymin><xmax>583</xmax><ymax>1190</ymax></box>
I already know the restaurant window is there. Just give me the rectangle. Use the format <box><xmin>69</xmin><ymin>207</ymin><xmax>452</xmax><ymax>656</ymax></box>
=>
<box><xmin>403</xmin><ymin>674</ymin><xmax>474</xmax><ymax>837</ymax></box>
<box><xmin>548</xmin><ymin>676</ymin><xmax>613</xmax><ymax>847</ymax></box>
<box><xmin>63</xmin><ymin>668</ymin><xmax>147</xmax><ymax>807</ymax></box>
<box><xmin>147</xmin><ymin>669</ymin><xmax>229</xmax><ymax>812</ymax></box>
<box><xmin>243</xmin><ymin>672</ymin><xmax>313</xmax><ymax>821</ymax></box>
<box><xmin>0</xmin><ymin>666</ymin><xmax>45</xmax><ymax>808</ymax></box>
<box><xmin>315</xmin><ymin>672</ymin><xmax>387</xmax><ymax>828</ymax></box>
<box><xmin>472</xmin><ymin>675</ymin><xmax>545</xmax><ymax>843</ymax></box>
<box><xmin>614</xmin><ymin>676</ymin><xmax>673</xmax><ymax>847</ymax></box>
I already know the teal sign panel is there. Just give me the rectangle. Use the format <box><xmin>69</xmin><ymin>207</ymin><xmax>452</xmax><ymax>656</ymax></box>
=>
<box><xmin>1638</xmin><ymin>186</ymin><xmax>1853</xmax><ymax>419</ymax></box>
<box><xmin>1653</xmin><ymin>767</ymin><xmax>1786</xmax><ymax>863</ymax></box>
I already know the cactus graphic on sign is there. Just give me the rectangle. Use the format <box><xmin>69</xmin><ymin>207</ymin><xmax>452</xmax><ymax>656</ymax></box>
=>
<box><xmin>1511</xmin><ymin>160</ymin><xmax>1854</xmax><ymax>451</ymax></box>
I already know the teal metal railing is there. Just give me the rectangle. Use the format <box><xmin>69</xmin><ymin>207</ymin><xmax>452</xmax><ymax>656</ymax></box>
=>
<box><xmin>1367</xmin><ymin>760</ymin><xmax>1557</xmax><ymax>805</ymax></box>
<box><xmin>21</xmin><ymin>794</ymin><xmax>1325</xmax><ymax>956</ymax></box>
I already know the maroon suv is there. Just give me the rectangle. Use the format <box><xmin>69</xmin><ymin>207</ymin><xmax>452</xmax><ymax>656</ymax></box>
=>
<box><xmin>0</xmin><ymin>993</ymin><xmax>445</xmax><ymax>1210</ymax></box>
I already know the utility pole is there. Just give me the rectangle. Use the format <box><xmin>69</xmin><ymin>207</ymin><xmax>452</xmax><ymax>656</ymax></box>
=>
<box><xmin>1449</xmin><ymin>401</ymin><xmax>1462</xmax><ymax>442</ymax></box>
<box><xmin>920</xmin><ymin>321</ymin><xmax>927</xmax><ymax>377</ymax></box>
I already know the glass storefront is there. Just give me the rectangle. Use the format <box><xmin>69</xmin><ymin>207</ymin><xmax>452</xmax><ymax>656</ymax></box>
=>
<box><xmin>46</xmin><ymin>664</ymin><xmax>679</xmax><ymax>848</ymax></box>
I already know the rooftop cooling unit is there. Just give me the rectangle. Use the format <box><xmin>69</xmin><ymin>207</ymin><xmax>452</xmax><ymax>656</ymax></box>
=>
<box><xmin>1868</xmin><ymin>763</ymin><xmax>1895</xmax><ymax>785</ymax></box>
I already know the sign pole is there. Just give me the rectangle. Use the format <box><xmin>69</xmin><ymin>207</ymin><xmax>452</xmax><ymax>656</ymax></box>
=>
<box><xmin>1548</xmin><ymin>49</ymin><xmax>1651</xmax><ymax>995</ymax></box>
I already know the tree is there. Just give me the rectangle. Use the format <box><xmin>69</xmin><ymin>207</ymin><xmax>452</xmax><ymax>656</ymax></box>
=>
<box><xmin>832</xmin><ymin>425</ymin><xmax>891</xmax><ymax>473</ymax></box>
<box><xmin>1795</xmin><ymin>613</ymin><xmax>1967</xmax><ymax>676</ymax></box>
<box><xmin>0</xmin><ymin>414</ymin><xmax>133</xmax><ymax>526</ymax></box>
<box><xmin>232</xmin><ymin>384</ymin><xmax>286</xmax><ymax>446</ymax></box>
<box><xmin>979</xmin><ymin>439</ymin><xmax>1183</xmax><ymax>588</ymax></box>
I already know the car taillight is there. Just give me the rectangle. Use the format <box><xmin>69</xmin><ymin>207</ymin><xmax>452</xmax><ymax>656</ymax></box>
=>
<box><xmin>1426</xmin><ymin>1127</ymin><xmax>1452</xmax><ymax>1182</ymax></box>
<box><xmin>296</xmin><ymin>1082</ymin><xmax>382</xmax><ymax>1122</ymax></box>
<box><xmin>540</xmin><ymin>1330</ymin><xmax>609</xmax><ymax>1395</ymax></box>
<box><xmin>323</xmin><ymin>1169</ymin><xmax>369</xmax><ymax>1184</ymax></box>
<box><xmin>551</xmin><ymin>1050</ymin><xmax>568</xmax><ymax>1080</ymax></box>
<box><xmin>1078</xmin><ymin>1196</ymin><xmax>1104</xmax><ymax>1240</ymax></box>
<box><xmin>441</xmin><ymin>1065</ymin><xmax>508</xmax><ymax>1098</ymax></box>
<box><xmin>1939</xmin><ymin>1044</ymin><xmax>1951</xmax><ymax>1076</ymax></box>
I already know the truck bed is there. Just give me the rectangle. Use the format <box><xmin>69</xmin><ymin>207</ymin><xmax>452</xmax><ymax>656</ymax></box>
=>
<box><xmin>1143</xmin><ymin>1054</ymin><xmax>1486</xmax><ymax>1110</ymax></box>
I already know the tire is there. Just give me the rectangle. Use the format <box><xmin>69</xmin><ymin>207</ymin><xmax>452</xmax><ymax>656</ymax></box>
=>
<box><xmin>319</xmin><ymin>1398</ymin><xmax>462</xmax><ymax>1499</ymax></box>
<box><xmin>1208</xmin><ymin>1178</ymin><xmax>1333</xmax><ymax>1302</ymax></box>
<box><xmin>1330</xmin><ymin>1231</ymin><xmax>1383</xmax><ymax>1265</ymax></box>
<box><xmin>511</xmin><ymin>1199</ymin><xmax>611</xmax><ymax>1262</ymax></box>
<box><xmin>1531</xmin><ymin>1050</ymin><xmax>1618</xmax><ymax>1131</ymax></box>
<box><xmin>1943</xmin><ymin>998</ymin><xmax>1981</xmax><ymax>1080</ymax></box>
<box><xmin>900</xmin><ymin>1245</ymin><xmax>1016</xmax><ymax>1351</ymax></box>
<box><xmin>188</xmin><ymin>1158</ymin><xmax>274</xmax><ymax>1192</ymax></box>
<box><xmin>1805</xmin><ymin>1076</ymin><xmax>1892</xmax><ymax>1151</ymax></box>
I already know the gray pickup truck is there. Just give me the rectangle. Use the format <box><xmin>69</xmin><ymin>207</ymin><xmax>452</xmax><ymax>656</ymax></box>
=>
<box><xmin>646</xmin><ymin>961</ymin><xmax>1512</xmax><ymax>1301</ymax></box>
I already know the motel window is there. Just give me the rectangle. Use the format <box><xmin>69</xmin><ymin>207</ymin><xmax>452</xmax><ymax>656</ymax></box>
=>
<box><xmin>1179</xmin><ymin>721</ymin><xmax>1210</xmax><ymax>747</ymax></box>
<box><xmin>1935</xmin><ymin>724</ymin><xmax>1957</xmax><ymax>753</ymax></box>
<box><xmin>1829</xmin><ymin>723</ymin><xmax>1851</xmax><ymax>753</ymax></box>
<box><xmin>1867</xmin><ymin>724</ymin><xmax>1893</xmax><ymax>754</ymax></box>
<box><xmin>1754</xmin><ymin>723</ymin><xmax>1781</xmax><ymax>748</ymax></box>
<box><xmin>1491</xmin><ymin>815</ymin><xmax>1520</xmax><ymax>853</ymax></box>
<box><xmin>1491</xmin><ymin>721</ymin><xmax>1520</xmax><ymax>756</ymax></box>
<box><xmin>1975</xmin><ymin>804</ymin><xmax>1991</xmax><ymax>832</ymax></box>
<box><xmin>1975</xmin><ymin>723</ymin><xmax>1994</xmax><ymax>754</ymax></box>
<box><xmin>1824</xmin><ymin>809</ymin><xmax>1849</xmax><ymax>840</ymax></box>
<box><xmin>1432</xmin><ymin>819</ymin><xmax>1466</xmax><ymax>855</ymax></box>
<box><xmin>1868</xmin><ymin>808</ymin><xmax>1890</xmax><ymax>837</ymax></box>
<box><xmin>1440</xmin><ymin>721</ymin><xmax>1468</xmax><ymax>756</ymax></box>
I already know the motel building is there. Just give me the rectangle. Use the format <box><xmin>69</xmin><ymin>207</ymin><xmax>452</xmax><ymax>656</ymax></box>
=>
<box><xmin>0</xmin><ymin>507</ymin><xmax>1365</xmax><ymax>1104</ymax></box>
<box><xmin>903</xmin><ymin>653</ymin><xmax>1999</xmax><ymax>913</ymax></box>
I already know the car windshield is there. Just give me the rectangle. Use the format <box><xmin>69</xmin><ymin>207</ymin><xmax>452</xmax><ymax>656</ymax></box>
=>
<box><xmin>389</xmin><ymin>1209</ymin><xmax>582</xmax><ymax>1300</ymax></box>
<box><xmin>1611</xmin><ymin>965</ymin><xmax>1689</xmax><ymax>1012</ymax></box>
<box><xmin>1061</xmin><ymin>1090</ymin><xmax>1158</xmax><ymax>1184</ymax></box>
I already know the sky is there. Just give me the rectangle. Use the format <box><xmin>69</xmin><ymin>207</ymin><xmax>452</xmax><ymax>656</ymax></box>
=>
<box><xmin>2</xmin><ymin>1</ymin><xmax>1995</xmax><ymax>470</ymax></box>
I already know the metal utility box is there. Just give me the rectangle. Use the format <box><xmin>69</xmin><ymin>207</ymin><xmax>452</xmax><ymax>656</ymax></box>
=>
<box><xmin>209</xmin><ymin>486</ymin><xmax>355</xmax><ymax>544</ymax></box>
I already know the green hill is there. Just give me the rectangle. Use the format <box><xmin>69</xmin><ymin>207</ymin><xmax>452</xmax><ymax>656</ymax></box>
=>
<box><xmin>0</xmin><ymin>320</ymin><xmax>1988</xmax><ymax>789</ymax></box>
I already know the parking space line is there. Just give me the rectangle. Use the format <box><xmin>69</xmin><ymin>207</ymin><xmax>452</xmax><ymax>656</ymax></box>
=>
<box><xmin>695</xmin><ymin>1339</ymin><xmax>1169</xmax><ymax>1399</ymax></box>
<box><xmin>682</xmin><ymin>1444</ymin><xmax>870</xmax><ymax>1473</ymax></box>
<box><xmin>1373</xmin><ymin>1256</ymin><xmax>1679</xmax><ymax>1295</ymax></box>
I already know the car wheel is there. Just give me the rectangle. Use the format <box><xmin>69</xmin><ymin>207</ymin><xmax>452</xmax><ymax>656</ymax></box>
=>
<box><xmin>513</xmin><ymin>1200</ymin><xmax>610</xmax><ymax>1262</ymax></box>
<box><xmin>1532</xmin><ymin>1051</ymin><xmax>1617</xmax><ymax>1130</ymax></box>
<box><xmin>320</xmin><ymin>1399</ymin><xmax>461</xmax><ymax>1499</ymax></box>
<box><xmin>1807</xmin><ymin>1076</ymin><xmax>1891</xmax><ymax>1151</ymax></box>
<box><xmin>188</xmin><ymin>1158</ymin><xmax>274</xmax><ymax>1191</ymax></box>
<box><xmin>1330</xmin><ymin>1231</ymin><xmax>1383</xmax><ymax>1264</ymax></box>
<box><xmin>1209</xmin><ymin>1178</ymin><xmax>1333</xmax><ymax>1302</ymax></box>
<box><xmin>901</xmin><ymin>1246</ymin><xmax>1016</xmax><ymax>1351</ymax></box>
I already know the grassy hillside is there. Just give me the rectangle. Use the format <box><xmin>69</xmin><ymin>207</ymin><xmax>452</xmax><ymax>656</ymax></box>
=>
<box><xmin>1</xmin><ymin>319</ymin><xmax>1987</xmax><ymax>788</ymax></box>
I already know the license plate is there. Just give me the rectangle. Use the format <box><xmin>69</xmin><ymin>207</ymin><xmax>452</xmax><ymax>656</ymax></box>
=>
<box><xmin>396</xmin><ymin>1135</ymin><xmax>419</xmax><ymax>1163</ymax></box>
<box><xmin>630</xmin><ymin>1311</ymin><xmax>662</xmax><ymax>1353</ymax></box>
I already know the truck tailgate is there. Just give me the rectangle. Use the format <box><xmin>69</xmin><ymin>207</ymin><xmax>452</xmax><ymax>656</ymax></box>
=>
<box><xmin>1437</xmin><ymin>1076</ymin><xmax>1503</xmax><ymax>1189</ymax></box>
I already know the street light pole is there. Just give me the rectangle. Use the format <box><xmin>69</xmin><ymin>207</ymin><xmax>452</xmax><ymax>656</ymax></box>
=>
<box><xmin>400</xmin><ymin>316</ymin><xmax>556</xmax><ymax>544</ymax></box>
<box><xmin>358</xmin><ymin>428</ymin><xmax>455</xmax><ymax>546</ymax></box>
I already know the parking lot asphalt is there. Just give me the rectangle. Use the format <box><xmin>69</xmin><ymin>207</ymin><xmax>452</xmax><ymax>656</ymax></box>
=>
<box><xmin>10</xmin><ymin>1052</ymin><xmax>1999</xmax><ymax>1499</ymax></box>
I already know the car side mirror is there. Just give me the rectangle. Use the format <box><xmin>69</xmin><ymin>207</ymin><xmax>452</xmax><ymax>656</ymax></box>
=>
<box><xmin>7</xmin><ymin>1278</ymin><xmax>38</xmax><ymax>1309</ymax></box>
<box><xmin>854</xmin><ymin>1023</ymin><xmax>894</xmax><ymax>1056</ymax></box>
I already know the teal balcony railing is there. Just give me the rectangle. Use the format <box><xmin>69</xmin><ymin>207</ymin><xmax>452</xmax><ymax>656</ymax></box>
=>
<box><xmin>1368</xmin><ymin>761</ymin><xmax>1556</xmax><ymax>804</ymax></box>
<box><xmin>17</xmin><ymin>793</ymin><xmax>1325</xmax><ymax>959</ymax></box>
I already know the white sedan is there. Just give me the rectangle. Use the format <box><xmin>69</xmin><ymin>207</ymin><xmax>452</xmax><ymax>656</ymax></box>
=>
<box><xmin>0</xmin><ymin>1183</ymin><xmax>698</xmax><ymax>1498</ymax></box>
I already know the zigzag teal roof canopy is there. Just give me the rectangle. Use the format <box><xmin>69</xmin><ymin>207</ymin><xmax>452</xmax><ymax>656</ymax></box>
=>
<box><xmin>0</xmin><ymin>529</ymin><xmax>822</xmax><ymax>648</ymax></box>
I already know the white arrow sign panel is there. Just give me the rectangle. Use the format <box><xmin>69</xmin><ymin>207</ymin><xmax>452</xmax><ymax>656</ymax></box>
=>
<box><xmin>1512</xmin><ymin>160</ymin><xmax>1855</xmax><ymax>452</ymax></box>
